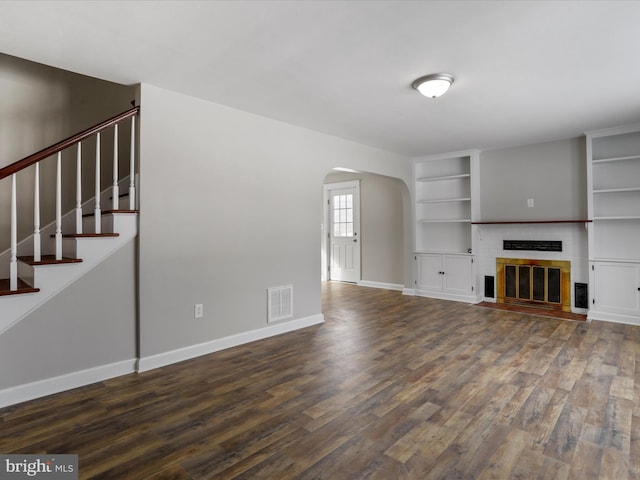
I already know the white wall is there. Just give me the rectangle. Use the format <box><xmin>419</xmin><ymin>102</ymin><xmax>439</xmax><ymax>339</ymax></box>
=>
<box><xmin>137</xmin><ymin>83</ymin><xmax>411</xmax><ymax>360</ymax></box>
<box><xmin>0</xmin><ymin>239</ymin><xmax>137</xmax><ymax>390</ymax></box>
<box><xmin>480</xmin><ymin>137</ymin><xmax>587</xmax><ymax>221</ymax></box>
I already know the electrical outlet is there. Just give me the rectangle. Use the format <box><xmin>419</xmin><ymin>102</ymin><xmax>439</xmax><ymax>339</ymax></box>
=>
<box><xmin>527</xmin><ymin>198</ymin><xmax>534</xmax><ymax>208</ymax></box>
<box><xmin>194</xmin><ymin>304</ymin><xmax>204</xmax><ymax>318</ymax></box>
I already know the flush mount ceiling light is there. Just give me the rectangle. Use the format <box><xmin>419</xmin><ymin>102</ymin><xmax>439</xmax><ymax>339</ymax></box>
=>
<box><xmin>412</xmin><ymin>73</ymin><xmax>455</xmax><ymax>98</ymax></box>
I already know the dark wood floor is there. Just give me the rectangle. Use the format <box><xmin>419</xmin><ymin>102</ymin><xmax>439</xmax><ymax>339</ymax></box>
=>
<box><xmin>2</xmin><ymin>282</ymin><xmax>639</xmax><ymax>479</ymax></box>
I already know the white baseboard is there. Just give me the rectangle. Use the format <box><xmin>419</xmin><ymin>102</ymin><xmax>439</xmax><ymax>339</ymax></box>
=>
<box><xmin>0</xmin><ymin>358</ymin><xmax>136</xmax><ymax>409</ymax></box>
<box><xmin>588</xmin><ymin>309</ymin><xmax>640</xmax><ymax>326</ymax></box>
<box><xmin>402</xmin><ymin>288</ymin><xmax>415</xmax><ymax>296</ymax></box>
<box><xmin>137</xmin><ymin>313</ymin><xmax>325</xmax><ymax>372</ymax></box>
<box><xmin>414</xmin><ymin>289</ymin><xmax>478</xmax><ymax>304</ymax></box>
<box><xmin>357</xmin><ymin>280</ymin><xmax>404</xmax><ymax>292</ymax></box>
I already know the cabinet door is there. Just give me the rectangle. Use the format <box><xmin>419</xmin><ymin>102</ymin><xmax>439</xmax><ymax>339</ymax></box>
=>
<box><xmin>443</xmin><ymin>255</ymin><xmax>473</xmax><ymax>296</ymax></box>
<box><xmin>592</xmin><ymin>262</ymin><xmax>640</xmax><ymax>316</ymax></box>
<box><xmin>416</xmin><ymin>254</ymin><xmax>443</xmax><ymax>292</ymax></box>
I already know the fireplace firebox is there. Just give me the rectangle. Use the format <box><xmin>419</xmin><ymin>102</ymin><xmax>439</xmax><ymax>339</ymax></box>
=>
<box><xmin>496</xmin><ymin>258</ymin><xmax>571</xmax><ymax>312</ymax></box>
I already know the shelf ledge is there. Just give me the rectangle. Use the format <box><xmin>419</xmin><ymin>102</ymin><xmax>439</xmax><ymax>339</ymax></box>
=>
<box><xmin>593</xmin><ymin>187</ymin><xmax>640</xmax><ymax>194</ymax></box>
<box><xmin>418</xmin><ymin>219</ymin><xmax>471</xmax><ymax>223</ymax></box>
<box><xmin>592</xmin><ymin>154</ymin><xmax>640</xmax><ymax>164</ymax></box>
<box><xmin>416</xmin><ymin>173</ymin><xmax>470</xmax><ymax>182</ymax></box>
<box><xmin>417</xmin><ymin>197</ymin><xmax>471</xmax><ymax>204</ymax></box>
<box><xmin>472</xmin><ymin>220</ymin><xmax>592</xmax><ymax>225</ymax></box>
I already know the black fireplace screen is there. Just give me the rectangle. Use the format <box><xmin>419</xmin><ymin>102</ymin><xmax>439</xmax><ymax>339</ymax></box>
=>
<box><xmin>505</xmin><ymin>264</ymin><xmax>561</xmax><ymax>304</ymax></box>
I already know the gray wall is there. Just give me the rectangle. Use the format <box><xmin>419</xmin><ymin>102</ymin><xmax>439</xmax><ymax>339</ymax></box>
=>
<box><xmin>0</xmin><ymin>53</ymin><xmax>135</xmax><ymax>262</ymax></box>
<box><xmin>0</xmin><ymin>239</ymin><xmax>137</xmax><ymax>389</ymax></box>
<box><xmin>324</xmin><ymin>172</ymin><xmax>406</xmax><ymax>286</ymax></box>
<box><xmin>138</xmin><ymin>83</ymin><xmax>411</xmax><ymax>358</ymax></box>
<box><xmin>479</xmin><ymin>137</ymin><xmax>587</xmax><ymax>221</ymax></box>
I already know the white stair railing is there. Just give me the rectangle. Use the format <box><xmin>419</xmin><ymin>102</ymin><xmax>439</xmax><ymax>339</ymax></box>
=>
<box><xmin>112</xmin><ymin>124</ymin><xmax>119</xmax><ymax>211</ymax></box>
<box><xmin>33</xmin><ymin>163</ymin><xmax>41</xmax><ymax>262</ymax></box>
<box><xmin>55</xmin><ymin>152</ymin><xmax>63</xmax><ymax>260</ymax></box>
<box><xmin>129</xmin><ymin>116</ymin><xmax>136</xmax><ymax>210</ymax></box>
<box><xmin>0</xmin><ymin>106</ymin><xmax>139</xmax><ymax>292</ymax></box>
<box><xmin>94</xmin><ymin>131</ymin><xmax>101</xmax><ymax>234</ymax></box>
<box><xmin>9</xmin><ymin>174</ymin><xmax>17</xmax><ymax>290</ymax></box>
<box><xmin>76</xmin><ymin>142</ymin><xmax>83</xmax><ymax>235</ymax></box>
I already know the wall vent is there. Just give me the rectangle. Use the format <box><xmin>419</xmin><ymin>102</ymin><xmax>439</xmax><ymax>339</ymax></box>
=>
<box><xmin>575</xmin><ymin>283</ymin><xmax>588</xmax><ymax>309</ymax></box>
<box><xmin>484</xmin><ymin>276</ymin><xmax>495</xmax><ymax>298</ymax></box>
<box><xmin>268</xmin><ymin>285</ymin><xmax>293</xmax><ymax>323</ymax></box>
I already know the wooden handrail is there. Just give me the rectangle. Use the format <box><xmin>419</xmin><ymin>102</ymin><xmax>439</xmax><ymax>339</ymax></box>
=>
<box><xmin>0</xmin><ymin>106</ymin><xmax>139</xmax><ymax>181</ymax></box>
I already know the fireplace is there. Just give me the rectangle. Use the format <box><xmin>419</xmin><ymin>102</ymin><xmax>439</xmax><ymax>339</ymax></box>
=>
<box><xmin>496</xmin><ymin>258</ymin><xmax>571</xmax><ymax>312</ymax></box>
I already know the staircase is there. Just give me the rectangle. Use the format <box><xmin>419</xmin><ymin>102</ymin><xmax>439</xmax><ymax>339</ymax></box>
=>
<box><xmin>0</xmin><ymin>107</ymin><xmax>139</xmax><ymax>334</ymax></box>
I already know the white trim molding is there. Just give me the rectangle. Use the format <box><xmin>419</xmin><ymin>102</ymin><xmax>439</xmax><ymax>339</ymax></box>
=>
<box><xmin>357</xmin><ymin>280</ymin><xmax>404</xmax><ymax>292</ymax></box>
<box><xmin>0</xmin><ymin>358</ymin><xmax>136</xmax><ymax>409</ymax></box>
<box><xmin>137</xmin><ymin>313</ymin><xmax>324</xmax><ymax>372</ymax></box>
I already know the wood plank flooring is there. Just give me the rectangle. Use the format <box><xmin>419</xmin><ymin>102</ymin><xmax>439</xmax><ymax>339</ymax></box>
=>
<box><xmin>2</xmin><ymin>281</ymin><xmax>640</xmax><ymax>479</ymax></box>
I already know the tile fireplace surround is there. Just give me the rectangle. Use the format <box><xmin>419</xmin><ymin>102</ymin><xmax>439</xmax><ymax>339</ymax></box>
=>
<box><xmin>475</xmin><ymin>223</ymin><xmax>589</xmax><ymax>314</ymax></box>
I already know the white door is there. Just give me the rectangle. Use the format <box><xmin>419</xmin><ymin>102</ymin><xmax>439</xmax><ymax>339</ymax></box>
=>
<box><xmin>329</xmin><ymin>186</ymin><xmax>360</xmax><ymax>283</ymax></box>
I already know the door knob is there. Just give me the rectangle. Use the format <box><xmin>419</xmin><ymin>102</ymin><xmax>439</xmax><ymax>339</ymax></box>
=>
<box><xmin>353</xmin><ymin>239</ymin><xmax>358</xmax><ymax>243</ymax></box>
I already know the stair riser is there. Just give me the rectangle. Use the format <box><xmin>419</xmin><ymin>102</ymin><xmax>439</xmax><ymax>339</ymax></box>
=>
<box><xmin>18</xmin><ymin>262</ymin><xmax>84</xmax><ymax>289</ymax></box>
<box><xmin>82</xmin><ymin>215</ymin><xmax>114</xmax><ymax>234</ymax></box>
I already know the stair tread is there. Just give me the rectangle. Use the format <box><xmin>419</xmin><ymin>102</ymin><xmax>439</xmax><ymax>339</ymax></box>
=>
<box><xmin>82</xmin><ymin>209</ymin><xmax>138</xmax><ymax>217</ymax></box>
<box><xmin>18</xmin><ymin>255</ymin><xmax>83</xmax><ymax>266</ymax></box>
<box><xmin>0</xmin><ymin>278</ymin><xmax>40</xmax><ymax>296</ymax></box>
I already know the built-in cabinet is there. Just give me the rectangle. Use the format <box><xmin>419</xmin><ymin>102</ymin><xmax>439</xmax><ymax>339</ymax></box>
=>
<box><xmin>415</xmin><ymin>253</ymin><xmax>474</xmax><ymax>300</ymax></box>
<box><xmin>413</xmin><ymin>150</ymin><xmax>479</xmax><ymax>302</ymax></box>
<box><xmin>587</xmin><ymin>123</ymin><xmax>640</xmax><ymax>324</ymax></box>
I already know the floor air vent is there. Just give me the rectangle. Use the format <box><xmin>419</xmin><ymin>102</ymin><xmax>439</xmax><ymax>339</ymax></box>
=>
<box><xmin>268</xmin><ymin>285</ymin><xmax>293</xmax><ymax>323</ymax></box>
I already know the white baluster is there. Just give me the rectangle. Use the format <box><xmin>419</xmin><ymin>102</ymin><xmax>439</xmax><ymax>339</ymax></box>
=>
<box><xmin>129</xmin><ymin>115</ymin><xmax>136</xmax><ymax>210</ymax></box>
<box><xmin>10</xmin><ymin>174</ymin><xmax>18</xmax><ymax>290</ymax></box>
<box><xmin>94</xmin><ymin>132</ymin><xmax>101</xmax><ymax>234</ymax></box>
<box><xmin>112</xmin><ymin>123</ymin><xmax>119</xmax><ymax>210</ymax></box>
<box><xmin>33</xmin><ymin>162</ymin><xmax>41</xmax><ymax>262</ymax></box>
<box><xmin>55</xmin><ymin>152</ymin><xmax>62</xmax><ymax>260</ymax></box>
<box><xmin>76</xmin><ymin>142</ymin><xmax>83</xmax><ymax>234</ymax></box>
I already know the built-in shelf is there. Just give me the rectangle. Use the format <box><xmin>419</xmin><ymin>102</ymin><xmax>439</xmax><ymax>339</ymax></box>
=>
<box><xmin>472</xmin><ymin>220</ymin><xmax>592</xmax><ymax>225</ymax></box>
<box><xmin>418</xmin><ymin>219</ymin><xmax>471</xmax><ymax>223</ymax></box>
<box><xmin>416</xmin><ymin>173</ymin><xmax>470</xmax><ymax>182</ymax></box>
<box><xmin>593</xmin><ymin>187</ymin><xmax>640</xmax><ymax>194</ymax></box>
<box><xmin>418</xmin><ymin>197</ymin><xmax>471</xmax><ymax>204</ymax></box>
<box><xmin>592</xmin><ymin>154</ymin><xmax>640</xmax><ymax>164</ymax></box>
<box><xmin>591</xmin><ymin>257</ymin><xmax>640</xmax><ymax>264</ymax></box>
<box><xmin>593</xmin><ymin>216</ymin><xmax>640</xmax><ymax>221</ymax></box>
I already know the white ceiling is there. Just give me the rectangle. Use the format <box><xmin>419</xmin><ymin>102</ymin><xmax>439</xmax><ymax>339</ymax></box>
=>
<box><xmin>1</xmin><ymin>0</ymin><xmax>639</xmax><ymax>156</ymax></box>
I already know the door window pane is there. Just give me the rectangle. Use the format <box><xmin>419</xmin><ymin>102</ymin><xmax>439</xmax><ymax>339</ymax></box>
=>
<box><xmin>332</xmin><ymin>194</ymin><xmax>354</xmax><ymax>237</ymax></box>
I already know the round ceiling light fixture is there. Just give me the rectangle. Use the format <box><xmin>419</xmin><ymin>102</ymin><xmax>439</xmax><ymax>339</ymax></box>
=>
<box><xmin>412</xmin><ymin>73</ymin><xmax>455</xmax><ymax>98</ymax></box>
